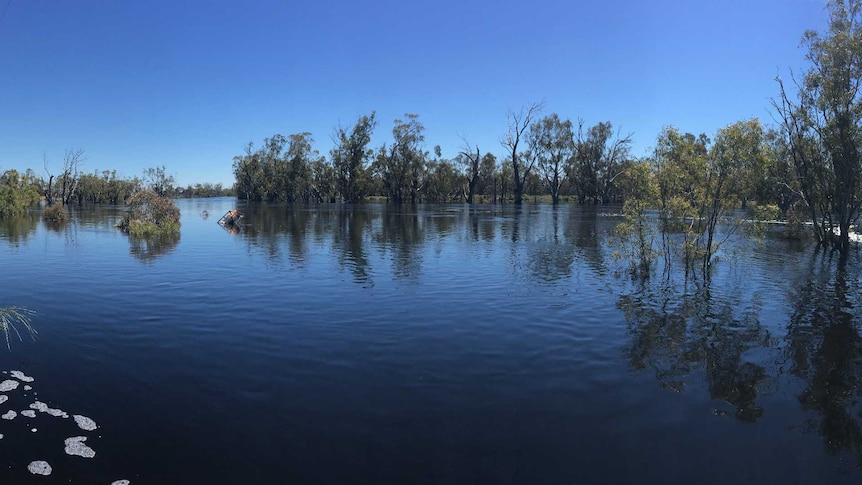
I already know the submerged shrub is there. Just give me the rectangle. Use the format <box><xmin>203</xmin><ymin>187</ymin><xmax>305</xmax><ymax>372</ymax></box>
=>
<box><xmin>117</xmin><ymin>189</ymin><xmax>181</xmax><ymax>237</ymax></box>
<box><xmin>43</xmin><ymin>204</ymin><xmax>69</xmax><ymax>223</ymax></box>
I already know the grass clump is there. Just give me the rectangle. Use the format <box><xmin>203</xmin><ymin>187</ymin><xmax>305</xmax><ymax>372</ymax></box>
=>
<box><xmin>117</xmin><ymin>189</ymin><xmax>181</xmax><ymax>237</ymax></box>
<box><xmin>43</xmin><ymin>204</ymin><xmax>69</xmax><ymax>223</ymax></box>
<box><xmin>0</xmin><ymin>306</ymin><xmax>37</xmax><ymax>349</ymax></box>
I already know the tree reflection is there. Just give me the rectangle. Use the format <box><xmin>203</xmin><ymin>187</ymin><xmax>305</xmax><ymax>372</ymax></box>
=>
<box><xmin>375</xmin><ymin>206</ymin><xmax>424</xmax><ymax>280</ymax></box>
<box><xmin>619</xmin><ymin>279</ymin><xmax>769</xmax><ymax>422</ymax></box>
<box><xmin>128</xmin><ymin>233</ymin><xmax>180</xmax><ymax>262</ymax></box>
<box><xmin>332</xmin><ymin>206</ymin><xmax>373</xmax><ymax>284</ymax></box>
<box><xmin>785</xmin><ymin>252</ymin><xmax>862</xmax><ymax>464</ymax></box>
<box><xmin>0</xmin><ymin>215</ymin><xmax>37</xmax><ymax>247</ymax></box>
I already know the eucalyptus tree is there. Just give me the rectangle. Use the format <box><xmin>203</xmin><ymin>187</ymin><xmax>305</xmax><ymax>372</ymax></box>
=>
<box><xmin>376</xmin><ymin>114</ymin><xmax>427</xmax><ymax>204</ymax></box>
<box><xmin>283</xmin><ymin>132</ymin><xmax>321</xmax><ymax>203</ymax></box>
<box><xmin>573</xmin><ymin>121</ymin><xmax>632</xmax><ymax>204</ymax></box>
<box><xmin>774</xmin><ymin>0</ymin><xmax>862</xmax><ymax>253</ymax></box>
<box><xmin>332</xmin><ymin>112</ymin><xmax>377</xmax><ymax>202</ymax></box>
<box><xmin>458</xmin><ymin>137</ymin><xmax>481</xmax><ymax>204</ymax></box>
<box><xmin>529</xmin><ymin>113</ymin><xmax>575</xmax><ymax>205</ymax></box>
<box><xmin>478</xmin><ymin>152</ymin><xmax>498</xmax><ymax>203</ymax></box>
<box><xmin>501</xmin><ymin>102</ymin><xmax>543</xmax><ymax>204</ymax></box>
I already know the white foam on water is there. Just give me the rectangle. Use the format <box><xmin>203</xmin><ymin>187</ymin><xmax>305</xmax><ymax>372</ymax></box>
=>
<box><xmin>11</xmin><ymin>371</ymin><xmax>34</xmax><ymax>383</ymax></box>
<box><xmin>30</xmin><ymin>428</ymin><xmax>36</xmax><ymax>432</ymax></box>
<box><xmin>23</xmin><ymin>385</ymin><xmax>32</xmax><ymax>391</ymax></box>
<box><xmin>0</xmin><ymin>380</ymin><xmax>19</xmax><ymax>391</ymax></box>
<box><xmin>64</xmin><ymin>436</ymin><xmax>95</xmax><ymax>458</ymax></box>
<box><xmin>0</xmin><ymin>395</ymin><xmax>7</xmax><ymax>404</ymax></box>
<box><xmin>2</xmin><ymin>410</ymin><xmax>16</xmax><ymax>420</ymax></box>
<box><xmin>27</xmin><ymin>460</ymin><xmax>51</xmax><ymax>475</ymax></box>
<box><xmin>20</xmin><ymin>410</ymin><xmax>36</xmax><ymax>418</ymax></box>
<box><xmin>73</xmin><ymin>414</ymin><xmax>97</xmax><ymax>431</ymax></box>
<box><xmin>112</xmin><ymin>481</ymin><xmax>131</xmax><ymax>485</ymax></box>
<box><xmin>30</xmin><ymin>401</ymin><xmax>47</xmax><ymax>412</ymax></box>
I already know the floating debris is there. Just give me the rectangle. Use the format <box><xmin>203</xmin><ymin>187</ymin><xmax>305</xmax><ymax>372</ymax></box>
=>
<box><xmin>27</xmin><ymin>460</ymin><xmax>52</xmax><ymax>475</ymax></box>
<box><xmin>64</xmin><ymin>436</ymin><xmax>95</xmax><ymax>458</ymax></box>
<box><xmin>21</xmin><ymin>410</ymin><xmax>36</xmax><ymax>418</ymax></box>
<box><xmin>2</xmin><ymin>410</ymin><xmax>16</xmax><ymax>420</ymax></box>
<box><xmin>10</xmin><ymin>370</ymin><xmax>34</xmax><ymax>383</ymax></box>
<box><xmin>73</xmin><ymin>414</ymin><xmax>97</xmax><ymax>431</ymax></box>
<box><xmin>0</xmin><ymin>379</ymin><xmax>19</xmax><ymax>391</ymax></box>
<box><xmin>30</xmin><ymin>400</ymin><xmax>68</xmax><ymax>418</ymax></box>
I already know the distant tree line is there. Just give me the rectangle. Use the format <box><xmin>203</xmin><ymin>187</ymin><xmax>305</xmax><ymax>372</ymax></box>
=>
<box><xmin>0</xmin><ymin>155</ymin><xmax>234</xmax><ymax>217</ymax></box>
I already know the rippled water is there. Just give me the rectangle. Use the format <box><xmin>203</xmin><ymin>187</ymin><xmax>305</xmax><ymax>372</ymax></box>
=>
<box><xmin>1</xmin><ymin>199</ymin><xmax>861</xmax><ymax>483</ymax></box>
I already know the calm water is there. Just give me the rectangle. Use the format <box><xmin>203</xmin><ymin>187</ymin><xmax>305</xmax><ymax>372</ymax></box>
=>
<box><xmin>1</xmin><ymin>199</ymin><xmax>861</xmax><ymax>483</ymax></box>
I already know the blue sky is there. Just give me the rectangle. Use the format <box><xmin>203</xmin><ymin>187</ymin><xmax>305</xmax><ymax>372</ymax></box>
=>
<box><xmin>0</xmin><ymin>0</ymin><xmax>827</xmax><ymax>186</ymax></box>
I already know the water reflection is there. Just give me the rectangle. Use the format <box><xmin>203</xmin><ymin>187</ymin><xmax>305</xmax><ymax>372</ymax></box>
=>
<box><xmin>0</xmin><ymin>215</ymin><xmax>37</xmax><ymax>246</ymax></box>
<box><xmin>786</xmin><ymin>252</ymin><xmax>862</xmax><ymax>464</ymax></box>
<box><xmin>234</xmin><ymin>204</ymin><xmax>615</xmax><ymax>286</ymax></box>
<box><xmin>619</xmin><ymin>279</ymin><xmax>770</xmax><ymax>422</ymax></box>
<box><xmin>128</xmin><ymin>233</ymin><xmax>180</xmax><ymax>262</ymax></box>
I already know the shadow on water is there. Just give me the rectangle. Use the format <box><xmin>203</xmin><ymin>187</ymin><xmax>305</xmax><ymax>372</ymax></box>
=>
<box><xmin>786</xmin><ymin>251</ymin><xmax>862</xmax><ymax>465</ymax></box>
<box><xmin>618</xmin><ymin>277</ymin><xmax>770</xmax><ymax>422</ymax></box>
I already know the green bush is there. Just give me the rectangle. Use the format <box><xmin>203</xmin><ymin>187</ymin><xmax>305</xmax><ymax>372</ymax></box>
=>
<box><xmin>117</xmin><ymin>189</ymin><xmax>181</xmax><ymax>237</ymax></box>
<box><xmin>0</xmin><ymin>170</ymin><xmax>40</xmax><ymax>218</ymax></box>
<box><xmin>42</xmin><ymin>204</ymin><xmax>68</xmax><ymax>223</ymax></box>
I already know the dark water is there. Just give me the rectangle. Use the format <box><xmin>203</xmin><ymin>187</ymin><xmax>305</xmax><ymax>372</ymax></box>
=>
<box><xmin>1</xmin><ymin>199</ymin><xmax>862</xmax><ymax>483</ymax></box>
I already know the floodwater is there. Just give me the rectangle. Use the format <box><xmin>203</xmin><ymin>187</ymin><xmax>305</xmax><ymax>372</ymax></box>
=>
<box><xmin>1</xmin><ymin>198</ymin><xmax>861</xmax><ymax>483</ymax></box>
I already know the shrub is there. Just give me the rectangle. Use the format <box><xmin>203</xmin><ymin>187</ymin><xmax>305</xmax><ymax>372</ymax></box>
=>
<box><xmin>42</xmin><ymin>204</ymin><xmax>69</xmax><ymax>223</ymax></box>
<box><xmin>117</xmin><ymin>190</ymin><xmax>181</xmax><ymax>237</ymax></box>
<box><xmin>0</xmin><ymin>170</ymin><xmax>40</xmax><ymax>218</ymax></box>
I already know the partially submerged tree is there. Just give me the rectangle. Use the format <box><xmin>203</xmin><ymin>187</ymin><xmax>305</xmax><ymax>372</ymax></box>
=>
<box><xmin>117</xmin><ymin>189</ymin><xmax>181</xmax><ymax>237</ymax></box>
<box><xmin>529</xmin><ymin>113</ymin><xmax>575</xmax><ymax>205</ymax></box>
<box><xmin>774</xmin><ymin>0</ymin><xmax>862</xmax><ymax>254</ymax></box>
<box><xmin>573</xmin><ymin>121</ymin><xmax>632</xmax><ymax>204</ymax></box>
<box><xmin>44</xmin><ymin>149</ymin><xmax>84</xmax><ymax>206</ymax></box>
<box><xmin>376</xmin><ymin>114</ymin><xmax>427</xmax><ymax>204</ymax></box>
<box><xmin>501</xmin><ymin>102</ymin><xmax>543</xmax><ymax>205</ymax></box>
<box><xmin>332</xmin><ymin>112</ymin><xmax>377</xmax><ymax>202</ymax></box>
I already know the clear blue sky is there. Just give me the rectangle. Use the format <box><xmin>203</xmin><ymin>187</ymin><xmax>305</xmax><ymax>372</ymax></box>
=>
<box><xmin>0</xmin><ymin>0</ymin><xmax>827</xmax><ymax>187</ymax></box>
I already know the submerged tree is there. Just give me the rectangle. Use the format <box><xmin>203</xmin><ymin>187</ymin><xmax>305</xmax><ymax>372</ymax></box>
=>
<box><xmin>529</xmin><ymin>113</ymin><xmax>575</xmax><ymax>205</ymax></box>
<box><xmin>332</xmin><ymin>112</ymin><xmax>377</xmax><ymax>202</ymax></box>
<box><xmin>501</xmin><ymin>102</ymin><xmax>543</xmax><ymax>205</ymax></box>
<box><xmin>376</xmin><ymin>114</ymin><xmax>427</xmax><ymax>204</ymax></box>
<box><xmin>774</xmin><ymin>0</ymin><xmax>862</xmax><ymax>253</ymax></box>
<box><xmin>573</xmin><ymin>121</ymin><xmax>632</xmax><ymax>204</ymax></box>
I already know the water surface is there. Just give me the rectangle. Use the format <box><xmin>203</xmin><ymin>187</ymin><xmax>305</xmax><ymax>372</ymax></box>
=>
<box><xmin>1</xmin><ymin>199</ymin><xmax>861</xmax><ymax>483</ymax></box>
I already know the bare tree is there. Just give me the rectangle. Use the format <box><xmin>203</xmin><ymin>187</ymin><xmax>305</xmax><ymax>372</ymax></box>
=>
<box><xmin>44</xmin><ymin>148</ymin><xmax>84</xmax><ymax>206</ymax></box>
<box><xmin>458</xmin><ymin>135</ymin><xmax>481</xmax><ymax>204</ymax></box>
<box><xmin>501</xmin><ymin>102</ymin><xmax>544</xmax><ymax>204</ymax></box>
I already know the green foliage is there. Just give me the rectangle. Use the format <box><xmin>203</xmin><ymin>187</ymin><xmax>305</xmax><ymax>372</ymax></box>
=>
<box><xmin>774</xmin><ymin>0</ymin><xmax>862</xmax><ymax>253</ymax></box>
<box><xmin>0</xmin><ymin>170</ymin><xmax>40</xmax><ymax>218</ymax></box>
<box><xmin>375</xmin><ymin>113</ymin><xmax>427</xmax><ymax>204</ymax></box>
<box><xmin>43</xmin><ymin>203</ymin><xmax>69</xmax><ymax>223</ymax></box>
<box><xmin>529</xmin><ymin>113</ymin><xmax>575</xmax><ymax>205</ymax></box>
<box><xmin>117</xmin><ymin>190</ymin><xmax>181</xmax><ymax>237</ymax></box>
<box><xmin>332</xmin><ymin>113</ymin><xmax>377</xmax><ymax>202</ymax></box>
<box><xmin>613</xmin><ymin>162</ymin><xmax>659</xmax><ymax>277</ymax></box>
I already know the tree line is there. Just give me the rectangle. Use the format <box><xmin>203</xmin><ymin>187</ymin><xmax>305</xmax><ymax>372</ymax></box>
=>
<box><xmin>0</xmin><ymin>154</ymin><xmax>234</xmax><ymax>218</ymax></box>
<box><xmin>233</xmin><ymin>0</ymin><xmax>862</xmax><ymax>261</ymax></box>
